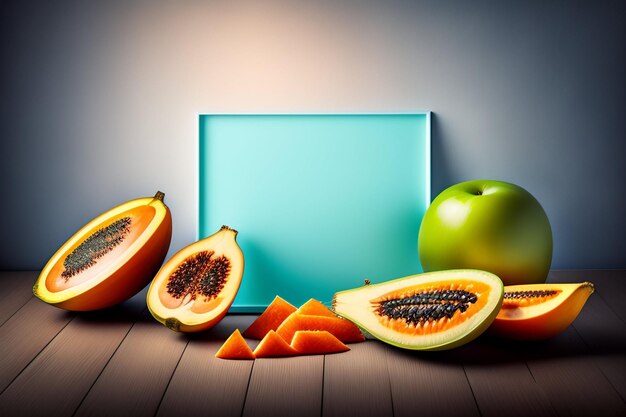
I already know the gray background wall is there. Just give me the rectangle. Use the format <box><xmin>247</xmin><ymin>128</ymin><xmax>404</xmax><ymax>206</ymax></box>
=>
<box><xmin>1</xmin><ymin>0</ymin><xmax>624</xmax><ymax>270</ymax></box>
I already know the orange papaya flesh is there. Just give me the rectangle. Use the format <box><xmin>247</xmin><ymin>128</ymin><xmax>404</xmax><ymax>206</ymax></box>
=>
<box><xmin>490</xmin><ymin>282</ymin><xmax>594</xmax><ymax>340</ymax></box>
<box><xmin>34</xmin><ymin>192</ymin><xmax>172</xmax><ymax>311</ymax></box>
<box><xmin>291</xmin><ymin>330</ymin><xmax>350</xmax><ymax>355</ymax></box>
<box><xmin>243</xmin><ymin>296</ymin><xmax>296</xmax><ymax>339</ymax></box>
<box><xmin>296</xmin><ymin>298</ymin><xmax>335</xmax><ymax>317</ymax></box>
<box><xmin>147</xmin><ymin>226</ymin><xmax>244</xmax><ymax>333</ymax></box>
<box><xmin>253</xmin><ymin>330</ymin><xmax>298</xmax><ymax>358</ymax></box>
<box><xmin>215</xmin><ymin>329</ymin><xmax>255</xmax><ymax>359</ymax></box>
<box><xmin>367</xmin><ymin>279</ymin><xmax>493</xmax><ymax>336</ymax></box>
<box><xmin>276</xmin><ymin>313</ymin><xmax>365</xmax><ymax>344</ymax></box>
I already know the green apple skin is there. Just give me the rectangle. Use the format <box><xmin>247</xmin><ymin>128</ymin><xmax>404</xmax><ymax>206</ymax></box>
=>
<box><xmin>418</xmin><ymin>180</ymin><xmax>552</xmax><ymax>286</ymax></box>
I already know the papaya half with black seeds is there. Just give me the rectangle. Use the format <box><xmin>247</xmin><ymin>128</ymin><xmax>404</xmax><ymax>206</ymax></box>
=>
<box><xmin>33</xmin><ymin>192</ymin><xmax>172</xmax><ymax>311</ymax></box>
<box><xmin>489</xmin><ymin>282</ymin><xmax>594</xmax><ymax>340</ymax></box>
<box><xmin>333</xmin><ymin>269</ymin><xmax>504</xmax><ymax>350</ymax></box>
<box><xmin>147</xmin><ymin>225</ymin><xmax>244</xmax><ymax>332</ymax></box>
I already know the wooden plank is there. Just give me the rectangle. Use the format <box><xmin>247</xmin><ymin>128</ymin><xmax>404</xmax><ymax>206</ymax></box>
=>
<box><xmin>242</xmin><ymin>356</ymin><xmax>323</xmax><ymax>417</ymax></box>
<box><xmin>155</xmin><ymin>315</ymin><xmax>256</xmax><ymax>417</ymax></box>
<box><xmin>571</xmin><ymin>292</ymin><xmax>626</xmax><ymax>402</ymax></box>
<box><xmin>0</xmin><ymin>298</ymin><xmax>74</xmax><ymax>393</ymax></box>
<box><xmin>0</xmin><ymin>291</ymin><xmax>145</xmax><ymax>417</ymax></box>
<box><xmin>323</xmin><ymin>341</ymin><xmax>393</xmax><ymax>417</ymax></box>
<box><xmin>385</xmin><ymin>347</ymin><xmax>479</xmax><ymax>417</ymax></box>
<box><xmin>525</xmin><ymin>326</ymin><xmax>626</xmax><ymax>416</ymax></box>
<box><xmin>73</xmin><ymin>310</ymin><xmax>189</xmax><ymax>417</ymax></box>
<box><xmin>0</xmin><ymin>271</ymin><xmax>38</xmax><ymax>326</ymax></box>
<box><xmin>460</xmin><ymin>338</ymin><xmax>556</xmax><ymax>416</ymax></box>
<box><xmin>550</xmin><ymin>269</ymin><xmax>626</xmax><ymax>402</ymax></box>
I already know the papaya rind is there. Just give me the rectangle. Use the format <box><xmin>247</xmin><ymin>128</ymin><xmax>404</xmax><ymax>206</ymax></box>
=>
<box><xmin>333</xmin><ymin>269</ymin><xmax>504</xmax><ymax>351</ymax></box>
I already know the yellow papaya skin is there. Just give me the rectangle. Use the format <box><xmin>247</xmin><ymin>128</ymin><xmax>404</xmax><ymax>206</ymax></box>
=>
<box><xmin>489</xmin><ymin>282</ymin><xmax>594</xmax><ymax>340</ymax></box>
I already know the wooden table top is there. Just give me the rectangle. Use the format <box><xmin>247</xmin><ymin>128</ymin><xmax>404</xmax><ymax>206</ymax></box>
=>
<box><xmin>0</xmin><ymin>270</ymin><xmax>624</xmax><ymax>417</ymax></box>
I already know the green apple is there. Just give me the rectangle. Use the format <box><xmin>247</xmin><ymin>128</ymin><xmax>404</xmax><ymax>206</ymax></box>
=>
<box><xmin>418</xmin><ymin>180</ymin><xmax>552</xmax><ymax>285</ymax></box>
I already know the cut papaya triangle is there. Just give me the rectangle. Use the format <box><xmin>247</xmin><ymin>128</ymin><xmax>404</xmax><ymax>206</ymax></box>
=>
<box><xmin>146</xmin><ymin>226</ymin><xmax>244</xmax><ymax>332</ymax></box>
<box><xmin>243</xmin><ymin>296</ymin><xmax>296</xmax><ymax>340</ymax></box>
<box><xmin>215</xmin><ymin>329</ymin><xmax>255</xmax><ymax>360</ymax></box>
<box><xmin>490</xmin><ymin>282</ymin><xmax>595</xmax><ymax>340</ymax></box>
<box><xmin>291</xmin><ymin>330</ymin><xmax>350</xmax><ymax>354</ymax></box>
<box><xmin>276</xmin><ymin>313</ymin><xmax>365</xmax><ymax>344</ymax></box>
<box><xmin>33</xmin><ymin>192</ymin><xmax>172</xmax><ymax>311</ymax></box>
<box><xmin>253</xmin><ymin>330</ymin><xmax>298</xmax><ymax>358</ymax></box>
<box><xmin>297</xmin><ymin>299</ymin><xmax>335</xmax><ymax>317</ymax></box>
<box><xmin>333</xmin><ymin>269</ymin><xmax>504</xmax><ymax>351</ymax></box>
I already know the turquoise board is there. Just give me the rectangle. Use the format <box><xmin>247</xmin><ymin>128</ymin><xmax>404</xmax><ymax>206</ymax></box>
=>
<box><xmin>199</xmin><ymin>113</ymin><xmax>431</xmax><ymax>312</ymax></box>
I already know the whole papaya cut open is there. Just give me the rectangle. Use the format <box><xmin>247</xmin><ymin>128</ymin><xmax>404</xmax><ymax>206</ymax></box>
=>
<box><xmin>147</xmin><ymin>226</ymin><xmax>244</xmax><ymax>332</ymax></box>
<box><xmin>33</xmin><ymin>191</ymin><xmax>172</xmax><ymax>311</ymax></box>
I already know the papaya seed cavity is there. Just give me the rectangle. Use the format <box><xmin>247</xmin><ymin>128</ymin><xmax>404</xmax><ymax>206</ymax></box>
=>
<box><xmin>62</xmin><ymin>217</ymin><xmax>132</xmax><ymax>280</ymax></box>
<box><xmin>376</xmin><ymin>289</ymin><xmax>478</xmax><ymax>325</ymax></box>
<box><xmin>166</xmin><ymin>250</ymin><xmax>231</xmax><ymax>302</ymax></box>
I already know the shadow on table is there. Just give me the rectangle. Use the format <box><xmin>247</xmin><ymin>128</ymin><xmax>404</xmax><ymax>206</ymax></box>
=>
<box><xmin>390</xmin><ymin>329</ymin><xmax>625</xmax><ymax>365</ymax></box>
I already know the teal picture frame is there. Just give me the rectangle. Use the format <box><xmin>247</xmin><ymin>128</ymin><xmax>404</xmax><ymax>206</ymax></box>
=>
<box><xmin>199</xmin><ymin>113</ymin><xmax>431</xmax><ymax>312</ymax></box>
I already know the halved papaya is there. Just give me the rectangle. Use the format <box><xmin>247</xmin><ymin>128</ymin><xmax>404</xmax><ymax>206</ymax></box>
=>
<box><xmin>215</xmin><ymin>329</ymin><xmax>255</xmax><ymax>359</ymax></box>
<box><xmin>333</xmin><ymin>269</ymin><xmax>504</xmax><ymax>350</ymax></box>
<box><xmin>33</xmin><ymin>192</ymin><xmax>172</xmax><ymax>311</ymax></box>
<box><xmin>276</xmin><ymin>313</ymin><xmax>365</xmax><ymax>344</ymax></box>
<box><xmin>253</xmin><ymin>330</ymin><xmax>298</xmax><ymax>358</ymax></box>
<box><xmin>243</xmin><ymin>296</ymin><xmax>296</xmax><ymax>339</ymax></box>
<box><xmin>297</xmin><ymin>299</ymin><xmax>335</xmax><ymax>317</ymax></box>
<box><xmin>146</xmin><ymin>226</ymin><xmax>244</xmax><ymax>332</ymax></box>
<box><xmin>489</xmin><ymin>282</ymin><xmax>594</xmax><ymax>340</ymax></box>
<box><xmin>291</xmin><ymin>330</ymin><xmax>350</xmax><ymax>355</ymax></box>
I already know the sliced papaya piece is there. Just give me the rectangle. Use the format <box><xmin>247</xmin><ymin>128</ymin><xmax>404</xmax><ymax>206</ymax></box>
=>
<box><xmin>333</xmin><ymin>270</ymin><xmax>504</xmax><ymax>351</ymax></box>
<box><xmin>253</xmin><ymin>330</ymin><xmax>298</xmax><ymax>358</ymax></box>
<box><xmin>243</xmin><ymin>296</ymin><xmax>296</xmax><ymax>339</ymax></box>
<box><xmin>490</xmin><ymin>282</ymin><xmax>594</xmax><ymax>340</ymax></box>
<box><xmin>291</xmin><ymin>330</ymin><xmax>350</xmax><ymax>355</ymax></box>
<box><xmin>276</xmin><ymin>313</ymin><xmax>365</xmax><ymax>344</ymax></box>
<box><xmin>297</xmin><ymin>298</ymin><xmax>335</xmax><ymax>317</ymax></box>
<box><xmin>33</xmin><ymin>191</ymin><xmax>172</xmax><ymax>311</ymax></box>
<box><xmin>215</xmin><ymin>329</ymin><xmax>255</xmax><ymax>359</ymax></box>
<box><xmin>146</xmin><ymin>226</ymin><xmax>244</xmax><ymax>332</ymax></box>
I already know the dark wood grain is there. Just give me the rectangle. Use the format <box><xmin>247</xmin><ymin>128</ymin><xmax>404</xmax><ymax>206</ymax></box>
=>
<box><xmin>73</xmin><ymin>310</ymin><xmax>189</xmax><ymax>417</ymax></box>
<box><xmin>0</xmin><ymin>270</ymin><xmax>624</xmax><ymax>417</ymax></box>
<box><xmin>385</xmin><ymin>348</ymin><xmax>480</xmax><ymax>417</ymax></box>
<box><xmin>525</xmin><ymin>326</ymin><xmax>626</xmax><ymax>416</ymax></box>
<box><xmin>242</xmin><ymin>355</ymin><xmax>324</xmax><ymax>417</ymax></box>
<box><xmin>0</xmin><ymin>291</ymin><xmax>145</xmax><ymax>417</ymax></box>
<box><xmin>0</xmin><ymin>271</ymin><xmax>38</xmax><ymax>325</ymax></box>
<box><xmin>550</xmin><ymin>270</ymin><xmax>626</xmax><ymax>403</ymax></box>
<box><xmin>457</xmin><ymin>339</ymin><xmax>557</xmax><ymax>417</ymax></box>
<box><xmin>0</xmin><ymin>298</ymin><xmax>74</xmax><ymax>393</ymax></box>
<box><xmin>572</xmin><ymin>296</ymin><xmax>626</xmax><ymax>403</ymax></box>
<box><xmin>155</xmin><ymin>315</ymin><xmax>256</xmax><ymax>417</ymax></box>
<box><xmin>323</xmin><ymin>341</ymin><xmax>393</xmax><ymax>417</ymax></box>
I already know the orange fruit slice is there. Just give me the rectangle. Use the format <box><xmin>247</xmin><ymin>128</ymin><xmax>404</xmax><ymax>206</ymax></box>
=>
<box><xmin>215</xmin><ymin>329</ymin><xmax>254</xmax><ymax>359</ymax></box>
<box><xmin>296</xmin><ymin>298</ymin><xmax>335</xmax><ymax>317</ymax></box>
<box><xmin>243</xmin><ymin>296</ymin><xmax>297</xmax><ymax>340</ymax></box>
<box><xmin>291</xmin><ymin>330</ymin><xmax>350</xmax><ymax>354</ymax></box>
<box><xmin>253</xmin><ymin>330</ymin><xmax>298</xmax><ymax>358</ymax></box>
<box><xmin>276</xmin><ymin>313</ymin><xmax>365</xmax><ymax>344</ymax></box>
